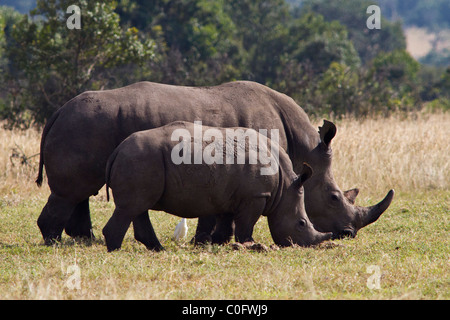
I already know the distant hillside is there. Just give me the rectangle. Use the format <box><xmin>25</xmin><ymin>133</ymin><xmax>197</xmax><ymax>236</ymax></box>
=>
<box><xmin>377</xmin><ymin>0</ymin><xmax>450</xmax><ymax>30</ymax></box>
<box><xmin>1</xmin><ymin>0</ymin><xmax>35</xmax><ymax>13</ymax></box>
<box><xmin>288</xmin><ymin>0</ymin><xmax>450</xmax><ymax>30</ymax></box>
<box><xmin>287</xmin><ymin>0</ymin><xmax>450</xmax><ymax>66</ymax></box>
<box><xmin>405</xmin><ymin>27</ymin><xmax>450</xmax><ymax>61</ymax></box>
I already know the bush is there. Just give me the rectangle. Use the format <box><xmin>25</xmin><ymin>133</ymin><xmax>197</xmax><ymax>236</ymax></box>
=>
<box><xmin>1</xmin><ymin>0</ymin><xmax>154</xmax><ymax>128</ymax></box>
<box><xmin>426</xmin><ymin>98</ymin><xmax>450</xmax><ymax>112</ymax></box>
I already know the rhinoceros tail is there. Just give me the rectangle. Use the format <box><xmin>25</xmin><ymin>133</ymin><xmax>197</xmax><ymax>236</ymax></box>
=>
<box><xmin>105</xmin><ymin>147</ymin><xmax>120</xmax><ymax>202</ymax></box>
<box><xmin>35</xmin><ymin>108</ymin><xmax>62</xmax><ymax>187</ymax></box>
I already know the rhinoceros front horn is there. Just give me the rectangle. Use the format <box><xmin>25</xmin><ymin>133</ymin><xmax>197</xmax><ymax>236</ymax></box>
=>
<box><xmin>357</xmin><ymin>189</ymin><xmax>395</xmax><ymax>229</ymax></box>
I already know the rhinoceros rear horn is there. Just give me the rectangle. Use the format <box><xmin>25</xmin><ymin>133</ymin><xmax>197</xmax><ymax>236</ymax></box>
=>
<box><xmin>358</xmin><ymin>189</ymin><xmax>395</xmax><ymax>229</ymax></box>
<box><xmin>318</xmin><ymin>120</ymin><xmax>336</xmax><ymax>148</ymax></box>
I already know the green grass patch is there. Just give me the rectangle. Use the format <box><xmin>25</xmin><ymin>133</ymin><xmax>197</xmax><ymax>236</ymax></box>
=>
<box><xmin>0</xmin><ymin>190</ymin><xmax>448</xmax><ymax>299</ymax></box>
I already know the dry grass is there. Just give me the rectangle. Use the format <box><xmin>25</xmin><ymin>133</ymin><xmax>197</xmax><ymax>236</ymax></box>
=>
<box><xmin>315</xmin><ymin>112</ymin><xmax>450</xmax><ymax>196</ymax></box>
<box><xmin>0</xmin><ymin>125</ymin><xmax>43</xmax><ymax>197</ymax></box>
<box><xmin>1</xmin><ymin>112</ymin><xmax>448</xmax><ymax>197</ymax></box>
<box><xmin>0</xmin><ymin>112</ymin><xmax>449</xmax><ymax>300</ymax></box>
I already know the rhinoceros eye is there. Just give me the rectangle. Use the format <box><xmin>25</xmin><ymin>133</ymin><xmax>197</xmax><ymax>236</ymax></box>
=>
<box><xmin>330</xmin><ymin>192</ymin><xmax>340</xmax><ymax>202</ymax></box>
<box><xmin>298</xmin><ymin>219</ymin><xmax>307</xmax><ymax>227</ymax></box>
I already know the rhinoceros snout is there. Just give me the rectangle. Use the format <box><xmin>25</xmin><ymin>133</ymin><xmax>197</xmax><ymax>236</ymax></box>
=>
<box><xmin>321</xmin><ymin>232</ymin><xmax>333</xmax><ymax>242</ymax></box>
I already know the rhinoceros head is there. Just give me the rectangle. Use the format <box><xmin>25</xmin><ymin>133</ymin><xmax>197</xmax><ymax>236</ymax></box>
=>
<box><xmin>303</xmin><ymin>120</ymin><xmax>394</xmax><ymax>238</ymax></box>
<box><xmin>268</xmin><ymin>163</ymin><xmax>333</xmax><ymax>247</ymax></box>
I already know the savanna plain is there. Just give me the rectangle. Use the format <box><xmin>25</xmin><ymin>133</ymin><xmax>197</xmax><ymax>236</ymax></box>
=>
<box><xmin>0</xmin><ymin>112</ymin><xmax>448</xmax><ymax>299</ymax></box>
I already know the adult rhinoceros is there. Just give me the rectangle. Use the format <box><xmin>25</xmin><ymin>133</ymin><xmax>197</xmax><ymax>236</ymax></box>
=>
<box><xmin>36</xmin><ymin>81</ymin><xmax>393</xmax><ymax>244</ymax></box>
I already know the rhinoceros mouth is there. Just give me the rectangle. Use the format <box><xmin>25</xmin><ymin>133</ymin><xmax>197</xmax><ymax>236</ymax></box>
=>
<box><xmin>332</xmin><ymin>228</ymin><xmax>355</xmax><ymax>239</ymax></box>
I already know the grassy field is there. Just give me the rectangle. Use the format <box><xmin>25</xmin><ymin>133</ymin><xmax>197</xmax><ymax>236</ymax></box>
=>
<box><xmin>0</xmin><ymin>112</ymin><xmax>448</xmax><ymax>299</ymax></box>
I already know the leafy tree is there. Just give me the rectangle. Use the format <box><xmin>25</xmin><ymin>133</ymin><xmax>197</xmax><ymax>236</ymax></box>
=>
<box><xmin>286</xmin><ymin>12</ymin><xmax>360</xmax><ymax>73</ymax></box>
<box><xmin>0</xmin><ymin>8</ymin><xmax>6</xmax><ymax>73</ymax></box>
<box><xmin>2</xmin><ymin>0</ymin><xmax>444</xmax><ymax>125</ymax></box>
<box><xmin>270</xmin><ymin>12</ymin><xmax>360</xmax><ymax>110</ymax></box>
<box><xmin>370</xmin><ymin>49</ymin><xmax>419</xmax><ymax>88</ymax></box>
<box><xmin>305</xmin><ymin>50</ymin><xmax>422</xmax><ymax>117</ymax></box>
<box><xmin>117</xmin><ymin>0</ymin><xmax>243</xmax><ymax>85</ymax></box>
<box><xmin>365</xmin><ymin>49</ymin><xmax>421</xmax><ymax>112</ymax></box>
<box><xmin>439</xmin><ymin>67</ymin><xmax>450</xmax><ymax>98</ymax></box>
<box><xmin>420</xmin><ymin>66</ymin><xmax>450</xmax><ymax>112</ymax></box>
<box><xmin>224</xmin><ymin>0</ymin><xmax>291</xmax><ymax>82</ymax></box>
<box><xmin>419</xmin><ymin>49</ymin><xmax>450</xmax><ymax>67</ymax></box>
<box><xmin>2</xmin><ymin>0</ymin><xmax>154</xmax><ymax>127</ymax></box>
<box><xmin>316</xmin><ymin>62</ymin><xmax>361</xmax><ymax>115</ymax></box>
<box><xmin>302</xmin><ymin>0</ymin><xmax>406</xmax><ymax>63</ymax></box>
<box><xmin>0</xmin><ymin>7</ymin><xmax>24</xmax><ymax>75</ymax></box>
<box><xmin>0</xmin><ymin>6</ymin><xmax>25</xmax><ymax>117</ymax></box>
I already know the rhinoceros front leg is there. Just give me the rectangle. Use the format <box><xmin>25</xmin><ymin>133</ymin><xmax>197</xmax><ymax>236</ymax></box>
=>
<box><xmin>233</xmin><ymin>199</ymin><xmax>266</xmax><ymax>244</ymax></box>
<box><xmin>211</xmin><ymin>213</ymin><xmax>234</xmax><ymax>245</ymax></box>
<box><xmin>191</xmin><ymin>215</ymin><xmax>216</xmax><ymax>244</ymax></box>
<box><xmin>64</xmin><ymin>198</ymin><xmax>94</xmax><ymax>240</ymax></box>
<box><xmin>133</xmin><ymin>211</ymin><xmax>164</xmax><ymax>251</ymax></box>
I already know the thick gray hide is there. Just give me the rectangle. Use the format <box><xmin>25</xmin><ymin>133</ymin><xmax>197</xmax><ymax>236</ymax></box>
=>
<box><xmin>102</xmin><ymin>121</ymin><xmax>332</xmax><ymax>251</ymax></box>
<box><xmin>36</xmin><ymin>81</ymin><xmax>393</xmax><ymax>243</ymax></box>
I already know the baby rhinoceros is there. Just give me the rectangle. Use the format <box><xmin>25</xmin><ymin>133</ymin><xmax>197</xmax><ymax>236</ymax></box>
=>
<box><xmin>102</xmin><ymin>121</ymin><xmax>332</xmax><ymax>251</ymax></box>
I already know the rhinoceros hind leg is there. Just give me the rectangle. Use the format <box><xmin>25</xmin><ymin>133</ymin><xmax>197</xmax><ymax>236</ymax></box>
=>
<box><xmin>102</xmin><ymin>208</ymin><xmax>134</xmax><ymax>252</ymax></box>
<box><xmin>133</xmin><ymin>211</ymin><xmax>164</xmax><ymax>251</ymax></box>
<box><xmin>65</xmin><ymin>198</ymin><xmax>94</xmax><ymax>240</ymax></box>
<box><xmin>37</xmin><ymin>193</ymin><xmax>77</xmax><ymax>245</ymax></box>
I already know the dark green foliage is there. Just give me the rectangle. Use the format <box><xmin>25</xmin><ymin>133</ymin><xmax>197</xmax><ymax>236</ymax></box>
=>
<box><xmin>1</xmin><ymin>1</ymin><xmax>154</xmax><ymax>128</ymax></box>
<box><xmin>0</xmin><ymin>0</ymin><xmax>448</xmax><ymax>128</ymax></box>
<box><xmin>116</xmin><ymin>0</ymin><xmax>243</xmax><ymax>85</ymax></box>
<box><xmin>299</xmin><ymin>0</ymin><xmax>406</xmax><ymax>63</ymax></box>
<box><xmin>377</xmin><ymin>0</ymin><xmax>450</xmax><ymax>30</ymax></box>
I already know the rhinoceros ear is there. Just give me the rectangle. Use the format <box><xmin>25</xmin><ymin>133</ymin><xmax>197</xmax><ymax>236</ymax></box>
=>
<box><xmin>344</xmin><ymin>188</ymin><xmax>359</xmax><ymax>204</ymax></box>
<box><xmin>294</xmin><ymin>163</ymin><xmax>313</xmax><ymax>189</ymax></box>
<box><xmin>318</xmin><ymin>120</ymin><xmax>337</xmax><ymax>148</ymax></box>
